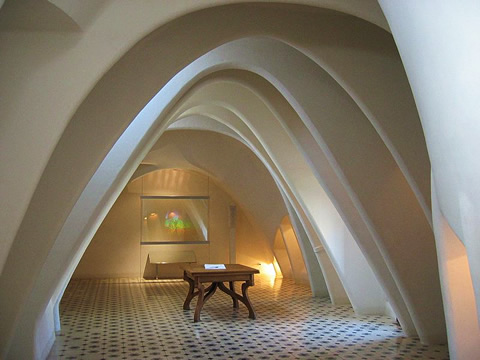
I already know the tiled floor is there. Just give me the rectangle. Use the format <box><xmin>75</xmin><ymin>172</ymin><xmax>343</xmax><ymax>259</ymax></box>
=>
<box><xmin>48</xmin><ymin>276</ymin><xmax>449</xmax><ymax>359</ymax></box>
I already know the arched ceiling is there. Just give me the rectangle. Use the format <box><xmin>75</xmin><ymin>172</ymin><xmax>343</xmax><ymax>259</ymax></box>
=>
<box><xmin>0</xmin><ymin>3</ymin><xmax>446</xmax><ymax>358</ymax></box>
<box><xmin>138</xmin><ymin>130</ymin><xmax>288</xmax><ymax>244</ymax></box>
<box><xmin>0</xmin><ymin>0</ymin><xmax>389</xmax><ymax>32</ymax></box>
<box><xmin>157</xmin><ymin>64</ymin><xmax>436</xmax><ymax>337</ymax></box>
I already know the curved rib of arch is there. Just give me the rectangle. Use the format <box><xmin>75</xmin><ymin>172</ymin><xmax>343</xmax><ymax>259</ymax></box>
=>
<box><xmin>141</xmin><ymin>129</ymin><xmax>331</xmax><ymax>299</ymax></box>
<box><xmin>0</xmin><ymin>38</ymin><xmax>420</xmax><ymax>358</ymax></box>
<box><xmin>163</xmin><ymin>39</ymin><xmax>440</xmax><ymax>341</ymax></box>
<box><xmin>168</xmin><ymin>79</ymin><xmax>387</xmax><ymax>312</ymax></box>
<box><xmin>167</xmin><ymin>116</ymin><xmax>349</xmax><ymax>305</ymax></box>
<box><xmin>165</xmin><ymin>62</ymin><xmax>424</xmax><ymax>330</ymax></box>
<box><xmin>168</xmin><ymin>108</ymin><xmax>341</xmax><ymax>301</ymax></box>
<box><xmin>0</xmin><ymin>3</ymin><xmax>416</xmax><ymax>281</ymax></box>
<box><xmin>128</xmin><ymin>37</ymin><xmax>439</xmax><ymax>333</ymax></box>
<box><xmin>0</xmin><ymin>6</ymin><xmax>442</xmax><ymax>358</ymax></box>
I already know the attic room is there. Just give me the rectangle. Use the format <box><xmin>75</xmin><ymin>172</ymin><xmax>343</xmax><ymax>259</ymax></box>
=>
<box><xmin>73</xmin><ymin>130</ymin><xmax>302</xmax><ymax>283</ymax></box>
<box><xmin>1</xmin><ymin>1</ymin><xmax>479</xmax><ymax>359</ymax></box>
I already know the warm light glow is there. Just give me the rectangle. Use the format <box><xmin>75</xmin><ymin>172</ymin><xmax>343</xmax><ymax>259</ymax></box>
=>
<box><xmin>259</xmin><ymin>262</ymin><xmax>276</xmax><ymax>278</ymax></box>
<box><xmin>258</xmin><ymin>263</ymin><xmax>276</xmax><ymax>288</ymax></box>
<box><xmin>273</xmin><ymin>257</ymin><xmax>283</xmax><ymax>278</ymax></box>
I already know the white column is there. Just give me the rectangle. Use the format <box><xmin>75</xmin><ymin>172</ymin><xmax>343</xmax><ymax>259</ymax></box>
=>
<box><xmin>380</xmin><ymin>0</ymin><xmax>480</xmax><ymax>349</ymax></box>
<box><xmin>432</xmin><ymin>176</ymin><xmax>480</xmax><ymax>359</ymax></box>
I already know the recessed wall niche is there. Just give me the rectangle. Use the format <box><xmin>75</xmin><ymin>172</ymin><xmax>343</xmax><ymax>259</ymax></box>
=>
<box><xmin>128</xmin><ymin>169</ymin><xmax>211</xmax><ymax>278</ymax></box>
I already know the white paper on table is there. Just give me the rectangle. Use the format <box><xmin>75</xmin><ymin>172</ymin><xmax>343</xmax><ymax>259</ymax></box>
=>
<box><xmin>204</xmin><ymin>264</ymin><xmax>226</xmax><ymax>269</ymax></box>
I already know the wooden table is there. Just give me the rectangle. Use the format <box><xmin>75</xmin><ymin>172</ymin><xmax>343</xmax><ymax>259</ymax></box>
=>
<box><xmin>183</xmin><ymin>264</ymin><xmax>260</xmax><ymax>322</ymax></box>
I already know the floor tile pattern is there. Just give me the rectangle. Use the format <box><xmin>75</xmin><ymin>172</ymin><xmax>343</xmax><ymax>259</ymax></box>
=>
<box><xmin>48</xmin><ymin>276</ymin><xmax>449</xmax><ymax>359</ymax></box>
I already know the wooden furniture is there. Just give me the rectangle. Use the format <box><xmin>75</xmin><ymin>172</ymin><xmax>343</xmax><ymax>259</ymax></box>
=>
<box><xmin>183</xmin><ymin>264</ymin><xmax>260</xmax><ymax>322</ymax></box>
<box><xmin>149</xmin><ymin>251</ymin><xmax>196</xmax><ymax>279</ymax></box>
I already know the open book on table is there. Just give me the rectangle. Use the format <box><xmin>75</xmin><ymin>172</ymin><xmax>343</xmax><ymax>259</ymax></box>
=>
<box><xmin>204</xmin><ymin>264</ymin><xmax>226</xmax><ymax>270</ymax></box>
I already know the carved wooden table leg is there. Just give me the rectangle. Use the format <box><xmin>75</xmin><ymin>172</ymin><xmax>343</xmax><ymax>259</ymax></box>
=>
<box><xmin>229</xmin><ymin>281</ymin><xmax>239</xmax><ymax>308</ymax></box>
<box><xmin>217</xmin><ymin>280</ymin><xmax>256</xmax><ymax>319</ymax></box>
<box><xmin>183</xmin><ymin>275</ymin><xmax>196</xmax><ymax>310</ymax></box>
<box><xmin>242</xmin><ymin>280</ymin><xmax>256</xmax><ymax>319</ymax></box>
<box><xmin>194</xmin><ymin>283</ymin><xmax>205</xmax><ymax>322</ymax></box>
<box><xmin>203</xmin><ymin>282</ymin><xmax>218</xmax><ymax>303</ymax></box>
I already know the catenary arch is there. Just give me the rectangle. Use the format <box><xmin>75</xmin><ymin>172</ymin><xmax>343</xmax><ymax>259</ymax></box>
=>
<box><xmin>166</xmin><ymin>113</ymin><xmax>352</xmax><ymax>307</ymax></box>
<box><xmin>167</xmin><ymin>109</ymin><xmax>352</xmax><ymax>304</ymax></box>
<box><xmin>166</xmin><ymin>79</ymin><xmax>388</xmax><ymax>312</ymax></box>
<box><xmin>86</xmin><ymin>36</ymin><xmax>432</xmax><ymax>338</ymax></box>
<box><xmin>137</xmin><ymin>129</ymin><xmax>331</xmax><ymax>298</ymax></box>
<box><xmin>158</xmin><ymin>45</ymin><xmax>439</xmax><ymax>340</ymax></box>
<box><xmin>160</xmin><ymin>105</ymin><xmax>334</xmax><ymax>302</ymax></box>
<box><xmin>0</xmin><ymin>38</ymin><xmax>436</xmax><ymax>358</ymax></box>
<box><xmin>0</xmin><ymin>6</ymin><xmax>443</xmax><ymax>359</ymax></box>
<box><xmin>0</xmin><ymin>35</ymin><xmax>436</xmax><ymax>360</ymax></box>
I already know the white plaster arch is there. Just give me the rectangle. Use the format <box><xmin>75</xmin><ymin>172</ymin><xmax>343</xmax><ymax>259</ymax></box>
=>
<box><xmin>1</xmin><ymin>34</ymin><xmax>436</xmax><ymax>358</ymax></box>
<box><xmin>0</xmin><ymin>3</ymin><xmax>414</xmax><ymax>278</ymax></box>
<box><xmin>158</xmin><ymin>46</ymin><xmax>439</xmax><ymax>339</ymax></box>
<box><xmin>140</xmin><ymin>129</ymin><xmax>331</xmax><ymax>303</ymax></box>
<box><xmin>167</xmin><ymin>79</ymin><xmax>387</xmax><ymax>314</ymax></box>
<box><xmin>117</xmin><ymin>36</ymin><xmax>428</xmax><ymax>332</ymax></box>
<box><xmin>0</xmin><ymin>5</ymin><xmax>443</xmax><ymax>358</ymax></box>
<box><xmin>379</xmin><ymin>2</ymin><xmax>480</xmax><ymax>357</ymax></box>
<box><xmin>166</xmin><ymin>105</ymin><xmax>332</xmax><ymax>300</ymax></box>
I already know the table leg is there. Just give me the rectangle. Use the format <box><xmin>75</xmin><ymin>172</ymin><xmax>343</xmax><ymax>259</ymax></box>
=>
<box><xmin>229</xmin><ymin>281</ymin><xmax>239</xmax><ymax>308</ymax></box>
<box><xmin>203</xmin><ymin>282</ymin><xmax>218</xmax><ymax>304</ymax></box>
<box><xmin>183</xmin><ymin>275</ymin><xmax>195</xmax><ymax>310</ymax></box>
<box><xmin>194</xmin><ymin>283</ymin><xmax>205</xmax><ymax>322</ymax></box>
<box><xmin>217</xmin><ymin>281</ymin><xmax>256</xmax><ymax>320</ymax></box>
<box><xmin>242</xmin><ymin>280</ymin><xmax>256</xmax><ymax>319</ymax></box>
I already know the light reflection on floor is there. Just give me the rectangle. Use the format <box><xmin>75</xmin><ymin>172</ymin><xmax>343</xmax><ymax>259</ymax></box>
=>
<box><xmin>48</xmin><ymin>276</ymin><xmax>449</xmax><ymax>359</ymax></box>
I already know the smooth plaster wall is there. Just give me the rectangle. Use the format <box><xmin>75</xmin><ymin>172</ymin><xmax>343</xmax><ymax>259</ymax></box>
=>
<box><xmin>432</xmin><ymin>178</ymin><xmax>480</xmax><ymax>360</ymax></box>
<box><xmin>273</xmin><ymin>230</ymin><xmax>293</xmax><ymax>279</ymax></box>
<box><xmin>73</xmin><ymin>190</ymin><xmax>140</xmax><ymax>278</ymax></box>
<box><xmin>379</xmin><ymin>2</ymin><xmax>480</xmax><ymax>356</ymax></box>
<box><xmin>235</xmin><ymin>209</ymin><xmax>276</xmax><ymax>269</ymax></box>
<box><xmin>280</xmin><ymin>222</ymin><xmax>309</xmax><ymax>285</ymax></box>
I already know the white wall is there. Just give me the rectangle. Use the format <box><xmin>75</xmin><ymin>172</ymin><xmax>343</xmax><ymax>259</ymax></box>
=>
<box><xmin>74</xmin><ymin>190</ymin><xmax>140</xmax><ymax>278</ymax></box>
<box><xmin>380</xmin><ymin>1</ymin><xmax>480</xmax><ymax>356</ymax></box>
<box><xmin>235</xmin><ymin>210</ymin><xmax>276</xmax><ymax>269</ymax></box>
<box><xmin>432</xmin><ymin>178</ymin><xmax>480</xmax><ymax>359</ymax></box>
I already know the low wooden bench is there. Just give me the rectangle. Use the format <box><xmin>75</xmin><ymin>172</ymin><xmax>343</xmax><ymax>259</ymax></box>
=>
<box><xmin>149</xmin><ymin>250</ymin><xmax>197</xmax><ymax>279</ymax></box>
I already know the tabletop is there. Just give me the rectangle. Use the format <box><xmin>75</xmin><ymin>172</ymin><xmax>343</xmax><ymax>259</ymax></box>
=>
<box><xmin>184</xmin><ymin>264</ymin><xmax>259</xmax><ymax>276</ymax></box>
